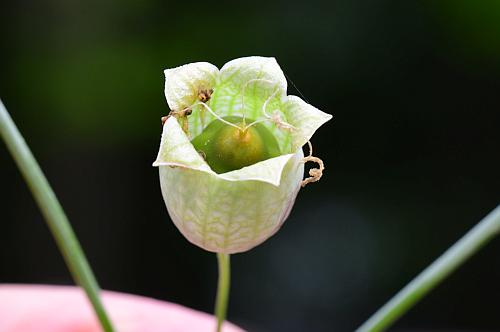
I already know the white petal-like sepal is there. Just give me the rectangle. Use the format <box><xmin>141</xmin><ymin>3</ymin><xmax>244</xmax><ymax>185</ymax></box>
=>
<box><xmin>218</xmin><ymin>153</ymin><xmax>296</xmax><ymax>186</ymax></box>
<box><xmin>164</xmin><ymin>62</ymin><xmax>219</xmax><ymax>111</ymax></box>
<box><xmin>152</xmin><ymin>117</ymin><xmax>211</xmax><ymax>172</ymax></box>
<box><xmin>284</xmin><ymin>95</ymin><xmax>333</xmax><ymax>149</ymax></box>
<box><xmin>158</xmin><ymin>149</ymin><xmax>304</xmax><ymax>253</ymax></box>
<box><xmin>220</xmin><ymin>56</ymin><xmax>287</xmax><ymax>93</ymax></box>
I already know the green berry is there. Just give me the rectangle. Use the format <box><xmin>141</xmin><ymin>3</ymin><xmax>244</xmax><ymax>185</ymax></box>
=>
<box><xmin>191</xmin><ymin>116</ymin><xmax>281</xmax><ymax>174</ymax></box>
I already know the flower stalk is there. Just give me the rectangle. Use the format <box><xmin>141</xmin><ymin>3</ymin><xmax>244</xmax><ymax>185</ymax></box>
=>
<box><xmin>0</xmin><ymin>99</ymin><xmax>115</xmax><ymax>332</ymax></box>
<box><xmin>215</xmin><ymin>253</ymin><xmax>231</xmax><ymax>332</ymax></box>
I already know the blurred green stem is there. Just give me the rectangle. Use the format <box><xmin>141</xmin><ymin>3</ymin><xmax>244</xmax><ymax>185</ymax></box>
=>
<box><xmin>215</xmin><ymin>253</ymin><xmax>231</xmax><ymax>332</ymax></box>
<box><xmin>357</xmin><ymin>205</ymin><xmax>500</xmax><ymax>332</ymax></box>
<box><xmin>0</xmin><ymin>99</ymin><xmax>115</xmax><ymax>332</ymax></box>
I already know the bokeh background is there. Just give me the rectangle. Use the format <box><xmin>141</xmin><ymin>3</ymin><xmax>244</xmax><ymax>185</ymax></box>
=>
<box><xmin>1</xmin><ymin>0</ymin><xmax>500</xmax><ymax>331</ymax></box>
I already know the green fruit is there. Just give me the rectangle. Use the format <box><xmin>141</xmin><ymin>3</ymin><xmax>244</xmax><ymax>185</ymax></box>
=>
<box><xmin>191</xmin><ymin>116</ymin><xmax>281</xmax><ymax>174</ymax></box>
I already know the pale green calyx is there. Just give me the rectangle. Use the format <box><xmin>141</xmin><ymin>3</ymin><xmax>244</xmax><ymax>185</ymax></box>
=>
<box><xmin>153</xmin><ymin>56</ymin><xmax>332</xmax><ymax>253</ymax></box>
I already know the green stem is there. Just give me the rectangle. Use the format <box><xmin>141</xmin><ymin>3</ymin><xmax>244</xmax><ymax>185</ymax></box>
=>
<box><xmin>215</xmin><ymin>253</ymin><xmax>231</xmax><ymax>332</ymax></box>
<box><xmin>357</xmin><ymin>205</ymin><xmax>500</xmax><ymax>332</ymax></box>
<box><xmin>0</xmin><ymin>99</ymin><xmax>115</xmax><ymax>332</ymax></box>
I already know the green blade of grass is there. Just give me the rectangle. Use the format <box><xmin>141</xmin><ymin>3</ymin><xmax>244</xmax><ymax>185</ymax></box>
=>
<box><xmin>0</xmin><ymin>99</ymin><xmax>115</xmax><ymax>332</ymax></box>
<box><xmin>357</xmin><ymin>205</ymin><xmax>500</xmax><ymax>332</ymax></box>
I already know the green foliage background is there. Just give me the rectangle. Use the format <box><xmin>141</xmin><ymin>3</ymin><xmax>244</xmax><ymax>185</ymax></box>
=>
<box><xmin>1</xmin><ymin>1</ymin><xmax>499</xmax><ymax>331</ymax></box>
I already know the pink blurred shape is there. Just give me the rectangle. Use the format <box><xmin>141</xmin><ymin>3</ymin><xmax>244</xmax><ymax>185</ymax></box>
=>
<box><xmin>0</xmin><ymin>284</ymin><xmax>245</xmax><ymax>332</ymax></box>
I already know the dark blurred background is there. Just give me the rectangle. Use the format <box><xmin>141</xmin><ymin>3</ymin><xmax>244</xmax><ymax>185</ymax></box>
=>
<box><xmin>1</xmin><ymin>0</ymin><xmax>500</xmax><ymax>331</ymax></box>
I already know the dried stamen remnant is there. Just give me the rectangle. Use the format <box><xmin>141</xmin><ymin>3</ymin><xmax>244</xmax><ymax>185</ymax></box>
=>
<box><xmin>161</xmin><ymin>108</ymin><xmax>192</xmax><ymax>123</ymax></box>
<box><xmin>161</xmin><ymin>89</ymin><xmax>213</xmax><ymax>129</ymax></box>
<box><xmin>161</xmin><ymin>108</ymin><xmax>193</xmax><ymax>133</ymax></box>
<box><xmin>198</xmin><ymin>88</ymin><xmax>214</xmax><ymax>103</ymax></box>
<box><xmin>301</xmin><ymin>141</ymin><xmax>325</xmax><ymax>187</ymax></box>
<box><xmin>197</xmin><ymin>88</ymin><xmax>213</xmax><ymax>128</ymax></box>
